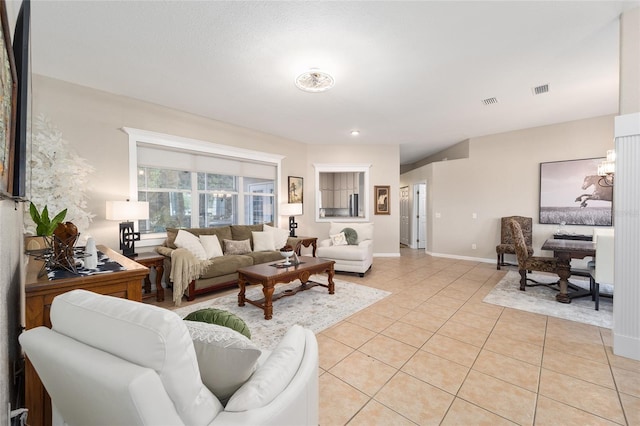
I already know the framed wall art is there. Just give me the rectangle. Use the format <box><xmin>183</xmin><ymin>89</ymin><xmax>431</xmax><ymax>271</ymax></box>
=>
<box><xmin>288</xmin><ymin>176</ymin><xmax>303</xmax><ymax>204</ymax></box>
<box><xmin>539</xmin><ymin>157</ymin><xmax>612</xmax><ymax>226</ymax></box>
<box><xmin>374</xmin><ymin>185</ymin><xmax>390</xmax><ymax>215</ymax></box>
<box><xmin>0</xmin><ymin>0</ymin><xmax>17</xmax><ymax>197</ymax></box>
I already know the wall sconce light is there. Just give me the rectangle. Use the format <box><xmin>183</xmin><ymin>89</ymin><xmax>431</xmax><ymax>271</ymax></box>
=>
<box><xmin>105</xmin><ymin>200</ymin><xmax>149</xmax><ymax>257</ymax></box>
<box><xmin>280</xmin><ymin>203</ymin><xmax>303</xmax><ymax>237</ymax></box>
<box><xmin>597</xmin><ymin>149</ymin><xmax>615</xmax><ymax>187</ymax></box>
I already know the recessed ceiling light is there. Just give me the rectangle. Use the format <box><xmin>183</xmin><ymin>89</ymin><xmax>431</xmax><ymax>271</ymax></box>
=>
<box><xmin>350</xmin><ymin>130</ymin><xmax>360</xmax><ymax>136</ymax></box>
<box><xmin>295</xmin><ymin>69</ymin><xmax>335</xmax><ymax>93</ymax></box>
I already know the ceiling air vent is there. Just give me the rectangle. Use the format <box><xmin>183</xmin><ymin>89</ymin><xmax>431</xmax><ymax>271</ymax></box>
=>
<box><xmin>533</xmin><ymin>84</ymin><xmax>549</xmax><ymax>95</ymax></box>
<box><xmin>482</xmin><ymin>97</ymin><xmax>498</xmax><ymax>106</ymax></box>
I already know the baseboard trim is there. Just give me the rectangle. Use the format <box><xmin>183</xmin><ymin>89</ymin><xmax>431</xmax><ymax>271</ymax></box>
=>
<box><xmin>614</xmin><ymin>332</ymin><xmax>640</xmax><ymax>361</ymax></box>
<box><xmin>427</xmin><ymin>251</ymin><xmax>495</xmax><ymax>264</ymax></box>
<box><xmin>373</xmin><ymin>252</ymin><xmax>401</xmax><ymax>258</ymax></box>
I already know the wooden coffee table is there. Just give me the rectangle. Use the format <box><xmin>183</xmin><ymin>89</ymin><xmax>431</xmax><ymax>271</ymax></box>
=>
<box><xmin>237</xmin><ymin>256</ymin><xmax>335</xmax><ymax>320</ymax></box>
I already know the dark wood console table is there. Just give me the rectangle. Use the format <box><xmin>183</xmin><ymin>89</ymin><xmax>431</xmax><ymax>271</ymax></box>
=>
<box><xmin>24</xmin><ymin>245</ymin><xmax>148</xmax><ymax>426</ymax></box>
<box><xmin>553</xmin><ymin>233</ymin><xmax>593</xmax><ymax>241</ymax></box>
<box><xmin>541</xmin><ymin>238</ymin><xmax>596</xmax><ymax>304</ymax></box>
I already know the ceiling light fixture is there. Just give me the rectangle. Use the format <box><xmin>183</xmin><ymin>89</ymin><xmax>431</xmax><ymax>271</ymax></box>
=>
<box><xmin>295</xmin><ymin>69</ymin><xmax>335</xmax><ymax>93</ymax></box>
<box><xmin>350</xmin><ymin>130</ymin><xmax>360</xmax><ymax>136</ymax></box>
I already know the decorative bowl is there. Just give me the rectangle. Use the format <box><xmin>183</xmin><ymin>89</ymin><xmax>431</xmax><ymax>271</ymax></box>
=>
<box><xmin>280</xmin><ymin>250</ymin><xmax>294</xmax><ymax>266</ymax></box>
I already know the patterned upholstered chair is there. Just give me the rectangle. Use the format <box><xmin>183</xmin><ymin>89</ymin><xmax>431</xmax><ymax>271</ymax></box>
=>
<box><xmin>510</xmin><ymin>219</ymin><xmax>559</xmax><ymax>291</ymax></box>
<box><xmin>496</xmin><ymin>216</ymin><xmax>534</xmax><ymax>270</ymax></box>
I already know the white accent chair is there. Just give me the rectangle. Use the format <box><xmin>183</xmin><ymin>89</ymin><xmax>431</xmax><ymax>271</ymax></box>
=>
<box><xmin>316</xmin><ymin>222</ymin><xmax>373</xmax><ymax>277</ymax></box>
<box><xmin>19</xmin><ymin>290</ymin><xmax>319</xmax><ymax>426</ymax></box>
<box><xmin>590</xmin><ymin>231</ymin><xmax>614</xmax><ymax>311</ymax></box>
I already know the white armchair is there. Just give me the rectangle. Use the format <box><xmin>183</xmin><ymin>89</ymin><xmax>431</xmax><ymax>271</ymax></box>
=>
<box><xmin>19</xmin><ymin>290</ymin><xmax>318</xmax><ymax>426</ymax></box>
<box><xmin>316</xmin><ymin>222</ymin><xmax>373</xmax><ymax>276</ymax></box>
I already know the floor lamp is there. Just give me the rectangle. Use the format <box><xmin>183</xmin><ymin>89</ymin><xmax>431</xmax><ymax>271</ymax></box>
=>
<box><xmin>106</xmin><ymin>200</ymin><xmax>149</xmax><ymax>258</ymax></box>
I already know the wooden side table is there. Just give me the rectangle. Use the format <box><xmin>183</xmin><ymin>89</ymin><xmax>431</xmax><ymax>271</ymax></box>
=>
<box><xmin>134</xmin><ymin>252</ymin><xmax>165</xmax><ymax>302</ymax></box>
<box><xmin>24</xmin><ymin>246</ymin><xmax>148</xmax><ymax>426</ymax></box>
<box><xmin>291</xmin><ymin>236</ymin><xmax>318</xmax><ymax>257</ymax></box>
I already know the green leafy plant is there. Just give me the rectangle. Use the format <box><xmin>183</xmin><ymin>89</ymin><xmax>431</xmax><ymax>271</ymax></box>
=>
<box><xmin>29</xmin><ymin>202</ymin><xmax>67</xmax><ymax>237</ymax></box>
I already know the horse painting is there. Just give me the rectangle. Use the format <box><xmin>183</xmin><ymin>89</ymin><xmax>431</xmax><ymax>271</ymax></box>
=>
<box><xmin>575</xmin><ymin>175</ymin><xmax>613</xmax><ymax>208</ymax></box>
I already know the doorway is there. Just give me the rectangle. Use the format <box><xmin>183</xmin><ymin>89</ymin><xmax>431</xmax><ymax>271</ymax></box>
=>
<box><xmin>413</xmin><ymin>183</ymin><xmax>426</xmax><ymax>249</ymax></box>
<box><xmin>399</xmin><ymin>186</ymin><xmax>410</xmax><ymax>246</ymax></box>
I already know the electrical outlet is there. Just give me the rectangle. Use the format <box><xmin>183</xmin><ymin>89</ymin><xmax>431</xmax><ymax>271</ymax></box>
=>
<box><xmin>472</xmin><ymin>243</ymin><xmax>477</xmax><ymax>249</ymax></box>
<box><xmin>435</xmin><ymin>212</ymin><xmax>441</xmax><ymax>218</ymax></box>
<box><xmin>472</xmin><ymin>213</ymin><xmax>477</xmax><ymax>219</ymax></box>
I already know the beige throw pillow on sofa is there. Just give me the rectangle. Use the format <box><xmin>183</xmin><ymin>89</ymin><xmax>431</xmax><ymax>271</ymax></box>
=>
<box><xmin>200</xmin><ymin>235</ymin><xmax>224</xmax><ymax>259</ymax></box>
<box><xmin>174</xmin><ymin>230</ymin><xmax>208</xmax><ymax>260</ymax></box>
<box><xmin>252</xmin><ymin>231</ymin><xmax>276</xmax><ymax>252</ymax></box>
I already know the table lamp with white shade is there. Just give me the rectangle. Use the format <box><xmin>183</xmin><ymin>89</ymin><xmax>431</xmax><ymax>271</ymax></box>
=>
<box><xmin>280</xmin><ymin>203</ymin><xmax>303</xmax><ymax>237</ymax></box>
<box><xmin>105</xmin><ymin>200</ymin><xmax>149</xmax><ymax>257</ymax></box>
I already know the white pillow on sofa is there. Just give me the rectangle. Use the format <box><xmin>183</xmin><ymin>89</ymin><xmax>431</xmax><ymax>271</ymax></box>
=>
<box><xmin>330</xmin><ymin>232</ymin><xmax>348</xmax><ymax>246</ymax></box>
<box><xmin>252</xmin><ymin>231</ymin><xmax>276</xmax><ymax>252</ymax></box>
<box><xmin>225</xmin><ymin>325</ymin><xmax>305</xmax><ymax>412</ymax></box>
<box><xmin>184</xmin><ymin>320</ymin><xmax>262</xmax><ymax>401</ymax></box>
<box><xmin>200</xmin><ymin>234</ymin><xmax>224</xmax><ymax>259</ymax></box>
<box><xmin>263</xmin><ymin>224</ymin><xmax>289</xmax><ymax>249</ymax></box>
<box><xmin>174</xmin><ymin>230</ymin><xmax>208</xmax><ymax>260</ymax></box>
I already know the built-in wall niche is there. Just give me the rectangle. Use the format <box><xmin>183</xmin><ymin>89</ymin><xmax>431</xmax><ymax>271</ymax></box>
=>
<box><xmin>314</xmin><ymin>163</ymin><xmax>370</xmax><ymax>222</ymax></box>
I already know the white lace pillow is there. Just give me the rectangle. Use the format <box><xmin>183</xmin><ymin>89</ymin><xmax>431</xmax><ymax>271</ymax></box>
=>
<box><xmin>174</xmin><ymin>230</ymin><xmax>207</xmax><ymax>260</ymax></box>
<box><xmin>330</xmin><ymin>232</ymin><xmax>348</xmax><ymax>246</ymax></box>
<box><xmin>225</xmin><ymin>325</ymin><xmax>305</xmax><ymax>412</ymax></box>
<box><xmin>224</xmin><ymin>239</ymin><xmax>252</xmax><ymax>255</ymax></box>
<box><xmin>184</xmin><ymin>320</ymin><xmax>262</xmax><ymax>401</ymax></box>
<box><xmin>200</xmin><ymin>235</ymin><xmax>223</xmax><ymax>259</ymax></box>
<box><xmin>263</xmin><ymin>224</ymin><xmax>290</xmax><ymax>249</ymax></box>
<box><xmin>252</xmin><ymin>231</ymin><xmax>276</xmax><ymax>252</ymax></box>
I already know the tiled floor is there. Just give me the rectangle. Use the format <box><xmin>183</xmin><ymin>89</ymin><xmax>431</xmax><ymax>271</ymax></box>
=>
<box><xmin>149</xmin><ymin>247</ymin><xmax>640</xmax><ymax>425</ymax></box>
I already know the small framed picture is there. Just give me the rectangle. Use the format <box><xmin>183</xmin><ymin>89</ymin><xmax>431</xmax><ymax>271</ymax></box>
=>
<box><xmin>288</xmin><ymin>176</ymin><xmax>303</xmax><ymax>204</ymax></box>
<box><xmin>374</xmin><ymin>185</ymin><xmax>390</xmax><ymax>215</ymax></box>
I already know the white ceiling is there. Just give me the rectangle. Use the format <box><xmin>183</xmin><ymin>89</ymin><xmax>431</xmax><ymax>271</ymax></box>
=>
<box><xmin>27</xmin><ymin>1</ymin><xmax>638</xmax><ymax>165</ymax></box>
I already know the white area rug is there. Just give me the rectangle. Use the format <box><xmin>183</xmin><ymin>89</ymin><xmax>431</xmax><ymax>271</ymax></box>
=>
<box><xmin>172</xmin><ymin>276</ymin><xmax>390</xmax><ymax>350</ymax></box>
<box><xmin>483</xmin><ymin>271</ymin><xmax>613</xmax><ymax>329</ymax></box>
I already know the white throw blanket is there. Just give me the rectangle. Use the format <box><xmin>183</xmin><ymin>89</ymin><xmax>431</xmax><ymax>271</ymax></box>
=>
<box><xmin>169</xmin><ymin>248</ymin><xmax>211</xmax><ymax>306</ymax></box>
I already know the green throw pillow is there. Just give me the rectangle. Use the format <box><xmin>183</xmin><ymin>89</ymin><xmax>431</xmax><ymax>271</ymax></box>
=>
<box><xmin>184</xmin><ymin>308</ymin><xmax>251</xmax><ymax>339</ymax></box>
<box><xmin>341</xmin><ymin>227</ymin><xmax>358</xmax><ymax>245</ymax></box>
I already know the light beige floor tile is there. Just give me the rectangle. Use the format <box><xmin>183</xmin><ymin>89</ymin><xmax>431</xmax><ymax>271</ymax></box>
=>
<box><xmin>370</xmin><ymin>299</ymin><xmax>412</xmax><ymax>320</ymax></box>
<box><xmin>329</xmin><ymin>351</ymin><xmax>396</xmax><ymax>397</ymax></box>
<box><xmin>317</xmin><ymin>334</ymin><xmax>355</xmax><ymax>370</ymax></box>
<box><xmin>427</xmin><ymin>294</ymin><xmax>466</xmax><ymax>309</ymax></box>
<box><xmin>544</xmin><ymin>335</ymin><xmax>608</xmax><ymax>364</ymax></box>
<box><xmin>534</xmin><ymin>395</ymin><xmax>620</xmax><ymax>426</ymax></box>
<box><xmin>319</xmin><ymin>373</ymin><xmax>369</xmax><ymax>426</ymax></box>
<box><xmin>437</xmin><ymin>287</ymin><xmax>474</xmax><ymax>301</ymax></box>
<box><xmin>436</xmin><ymin>320</ymin><xmax>489</xmax><ymax>347</ymax></box>
<box><xmin>473</xmin><ymin>349</ymin><xmax>540</xmax><ymax>392</ymax></box>
<box><xmin>359</xmin><ymin>334</ymin><xmax>418</xmax><ymax>369</ymax></box>
<box><xmin>538</xmin><ymin>369</ymin><xmax>625</xmax><ymax>424</ymax></box>
<box><xmin>542</xmin><ymin>347</ymin><xmax>615</xmax><ymax>389</ymax></box>
<box><xmin>381</xmin><ymin>321</ymin><xmax>433</xmax><ymax>348</ymax></box>
<box><xmin>458</xmin><ymin>370</ymin><xmax>537</xmax><ymax>425</ymax></box>
<box><xmin>347</xmin><ymin>400</ymin><xmax>416</xmax><ymax>426</ymax></box>
<box><xmin>414</xmin><ymin>300</ymin><xmax>458</xmax><ymax>319</ymax></box>
<box><xmin>398</xmin><ymin>309</ymin><xmax>448</xmax><ymax>332</ymax></box>
<box><xmin>375</xmin><ymin>372</ymin><xmax>454</xmax><ymax>425</ymax></box>
<box><xmin>459</xmin><ymin>301</ymin><xmax>504</xmax><ymax>320</ymax></box>
<box><xmin>612</xmin><ymin>366</ymin><xmax>640</xmax><ymax>398</ymax></box>
<box><xmin>620</xmin><ymin>393</ymin><xmax>640</xmax><ymax>426</ymax></box>
<box><xmin>484</xmin><ymin>333</ymin><xmax>543</xmax><ymax>366</ymax></box>
<box><xmin>441</xmin><ymin>398</ymin><xmax>517</xmax><ymax>426</ymax></box>
<box><xmin>401</xmin><ymin>350</ymin><xmax>469</xmax><ymax>394</ymax></box>
<box><xmin>421</xmin><ymin>333</ymin><xmax>481</xmax><ymax>367</ymax></box>
<box><xmin>606</xmin><ymin>346</ymin><xmax>640</xmax><ymax>373</ymax></box>
<box><xmin>346</xmin><ymin>310</ymin><xmax>394</xmax><ymax>333</ymax></box>
<box><xmin>492</xmin><ymin>319</ymin><xmax>546</xmax><ymax>347</ymax></box>
<box><xmin>322</xmin><ymin>321</ymin><xmax>377</xmax><ymax>349</ymax></box>
<box><xmin>449</xmin><ymin>310</ymin><xmax>498</xmax><ymax>333</ymax></box>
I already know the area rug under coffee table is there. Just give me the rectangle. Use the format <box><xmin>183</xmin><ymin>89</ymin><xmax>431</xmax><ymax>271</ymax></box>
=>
<box><xmin>483</xmin><ymin>270</ymin><xmax>613</xmax><ymax>329</ymax></box>
<box><xmin>172</xmin><ymin>275</ymin><xmax>390</xmax><ymax>350</ymax></box>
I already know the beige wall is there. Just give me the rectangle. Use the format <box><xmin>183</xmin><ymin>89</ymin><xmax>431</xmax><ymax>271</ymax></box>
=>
<box><xmin>401</xmin><ymin>115</ymin><xmax>615</xmax><ymax>262</ymax></box>
<box><xmin>31</xmin><ymin>75</ymin><xmax>401</xmax><ymax>256</ymax></box>
<box><xmin>305</xmin><ymin>144</ymin><xmax>401</xmax><ymax>256</ymax></box>
<box><xmin>400</xmin><ymin>139</ymin><xmax>470</xmax><ymax>174</ymax></box>
<box><xmin>620</xmin><ymin>7</ymin><xmax>640</xmax><ymax>114</ymax></box>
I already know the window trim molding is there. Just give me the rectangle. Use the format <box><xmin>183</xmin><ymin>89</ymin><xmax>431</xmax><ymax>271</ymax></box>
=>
<box><xmin>122</xmin><ymin>127</ymin><xmax>285</xmax><ymax>247</ymax></box>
